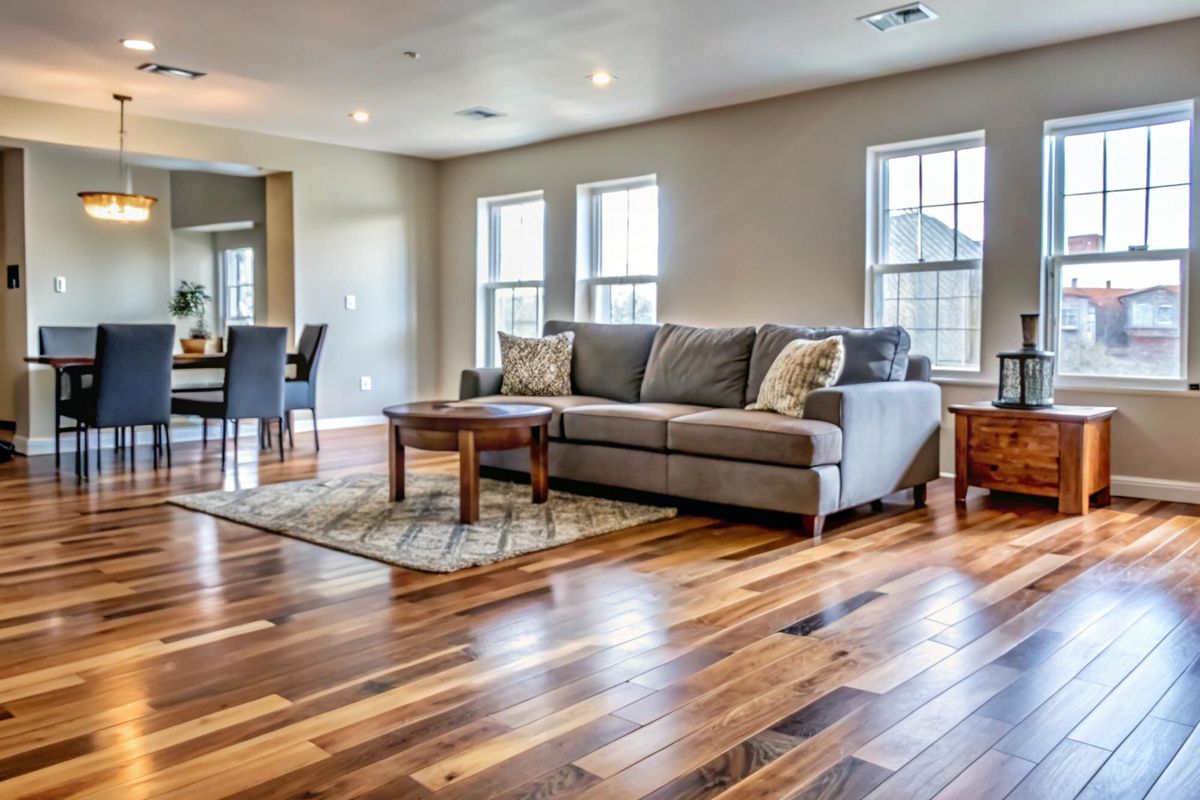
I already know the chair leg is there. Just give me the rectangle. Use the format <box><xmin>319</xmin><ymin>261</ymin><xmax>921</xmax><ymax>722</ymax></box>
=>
<box><xmin>95</xmin><ymin>426</ymin><xmax>102</xmax><ymax>476</ymax></box>
<box><xmin>83</xmin><ymin>424</ymin><xmax>90</xmax><ymax>481</ymax></box>
<box><xmin>202</xmin><ymin>420</ymin><xmax>208</xmax><ymax>447</ymax></box>
<box><xmin>221</xmin><ymin>419</ymin><xmax>227</xmax><ymax>469</ymax></box>
<box><xmin>130</xmin><ymin>426</ymin><xmax>136</xmax><ymax>471</ymax></box>
<box><xmin>287</xmin><ymin>411</ymin><xmax>295</xmax><ymax>449</ymax></box>
<box><xmin>164</xmin><ymin>424</ymin><xmax>172</xmax><ymax>468</ymax></box>
<box><xmin>233</xmin><ymin>419</ymin><xmax>240</xmax><ymax>464</ymax></box>
<box><xmin>278</xmin><ymin>418</ymin><xmax>285</xmax><ymax>462</ymax></box>
<box><xmin>74</xmin><ymin>423</ymin><xmax>81</xmax><ymax>480</ymax></box>
<box><xmin>152</xmin><ymin>425</ymin><xmax>159</xmax><ymax>470</ymax></box>
<box><xmin>311</xmin><ymin>408</ymin><xmax>320</xmax><ymax>452</ymax></box>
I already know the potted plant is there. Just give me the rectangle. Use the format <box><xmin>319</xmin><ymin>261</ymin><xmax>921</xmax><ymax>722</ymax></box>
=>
<box><xmin>168</xmin><ymin>281</ymin><xmax>213</xmax><ymax>353</ymax></box>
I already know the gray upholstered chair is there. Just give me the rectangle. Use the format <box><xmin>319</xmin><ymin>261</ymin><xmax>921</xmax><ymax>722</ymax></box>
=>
<box><xmin>61</xmin><ymin>324</ymin><xmax>175</xmax><ymax>479</ymax></box>
<box><xmin>172</xmin><ymin>326</ymin><xmax>287</xmax><ymax>468</ymax></box>
<box><xmin>284</xmin><ymin>323</ymin><xmax>328</xmax><ymax>450</ymax></box>
<box><xmin>38</xmin><ymin>325</ymin><xmax>97</xmax><ymax>468</ymax></box>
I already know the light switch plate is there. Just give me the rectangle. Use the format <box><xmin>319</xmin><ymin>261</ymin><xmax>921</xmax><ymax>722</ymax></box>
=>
<box><xmin>54</xmin><ymin>276</ymin><xmax>67</xmax><ymax>293</ymax></box>
<box><xmin>359</xmin><ymin>376</ymin><xmax>372</xmax><ymax>391</ymax></box>
<box><xmin>344</xmin><ymin>294</ymin><xmax>357</xmax><ymax>310</ymax></box>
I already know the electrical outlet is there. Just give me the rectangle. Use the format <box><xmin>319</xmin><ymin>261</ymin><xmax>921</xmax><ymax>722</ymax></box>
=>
<box><xmin>344</xmin><ymin>294</ymin><xmax>357</xmax><ymax>310</ymax></box>
<box><xmin>54</xmin><ymin>276</ymin><xmax>67</xmax><ymax>293</ymax></box>
<box><xmin>359</xmin><ymin>376</ymin><xmax>372</xmax><ymax>391</ymax></box>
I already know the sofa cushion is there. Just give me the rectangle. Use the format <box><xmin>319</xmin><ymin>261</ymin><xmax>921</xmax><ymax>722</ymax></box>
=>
<box><xmin>562</xmin><ymin>402</ymin><xmax>711</xmax><ymax>450</ymax></box>
<box><xmin>746</xmin><ymin>325</ymin><xmax>911</xmax><ymax>404</ymax></box>
<box><xmin>464</xmin><ymin>394</ymin><xmax>610</xmax><ymax>438</ymax></box>
<box><xmin>640</xmin><ymin>323</ymin><xmax>757</xmax><ymax>408</ymax></box>
<box><xmin>543</xmin><ymin>320</ymin><xmax>659</xmax><ymax>403</ymax></box>
<box><xmin>746</xmin><ymin>336</ymin><xmax>845</xmax><ymax>418</ymax></box>
<box><xmin>668</xmin><ymin>408</ymin><xmax>843</xmax><ymax>467</ymax></box>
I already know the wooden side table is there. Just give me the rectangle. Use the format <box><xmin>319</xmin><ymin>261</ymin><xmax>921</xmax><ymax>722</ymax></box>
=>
<box><xmin>948</xmin><ymin>402</ymin><xmax>1116</xmax><ymax>515</ymax></box>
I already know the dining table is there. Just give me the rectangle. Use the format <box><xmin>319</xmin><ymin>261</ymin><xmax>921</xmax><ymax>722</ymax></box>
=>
<box><xmin>24</xmin><ymin>352</ymin><xmax>303</xmax><ymax>369</ymax></box>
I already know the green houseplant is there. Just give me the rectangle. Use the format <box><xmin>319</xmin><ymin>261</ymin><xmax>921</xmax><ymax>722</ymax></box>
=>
<box><xmin>168</xmin><ymin>281</ymin><xmax>213</xmax><ymax>353</ymax></box>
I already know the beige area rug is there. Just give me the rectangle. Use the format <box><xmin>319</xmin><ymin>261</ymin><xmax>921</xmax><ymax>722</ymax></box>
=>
<box><xmin>168</xmin><ymin>472</ymin><xmax>677</xmax><ymax>573</ymax></box>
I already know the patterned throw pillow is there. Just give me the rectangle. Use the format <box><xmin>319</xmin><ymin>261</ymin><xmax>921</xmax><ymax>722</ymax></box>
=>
<box><xmin>746</xmin><ymin>336</ymin><xmax>845</xmax><ymax>418</ymax></box>
<box><xmin>499</xmin><ymin>331</ymin><xmax>575</xmax><ymax>396</ymax></box>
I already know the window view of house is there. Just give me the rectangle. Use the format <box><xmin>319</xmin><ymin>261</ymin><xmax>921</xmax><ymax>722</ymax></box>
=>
<box><xmin>1048</xmin><ymin>110</ymin><xmax>1191</xmax><ymax>380</ymax></box>
<box><xmin>871</xmin><ymin>140</ymin><xmax>985</xmax><ymax>369</ymax></box>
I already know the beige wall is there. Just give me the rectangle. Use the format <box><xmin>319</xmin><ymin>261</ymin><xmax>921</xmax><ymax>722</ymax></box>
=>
<box><xmin>0</xmin><ymin>95</ymin><xmax>439</xmax><ymax>450</ymax></box>
<box><xmin>437</xmin><ymin>18</ymin><xmax>1200</xmax><ymax>491</ymax></box>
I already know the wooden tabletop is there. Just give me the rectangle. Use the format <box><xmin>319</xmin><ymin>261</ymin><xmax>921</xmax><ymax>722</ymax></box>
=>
<box><xmin>948</xmin><ymin>401</ymin><xmax>1117</xmax><ymax>422</ymax></box>
<box><xmin>383</xmin><ymin>400</ymin><xmax>553</xmax><ymax>432</ymax></box>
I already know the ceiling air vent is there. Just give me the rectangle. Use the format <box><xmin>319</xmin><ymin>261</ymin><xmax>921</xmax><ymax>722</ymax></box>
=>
<box><xmin>455</xmin><ymin>107</ymin><xmax>505</xmax><ymax>120</ymax></box>
<box><xmin>137</xmin><ymin>62</ymin><xmax>206</xmax><ymax>79</ymax></box>
<box><xmin>860</xmin><ymin>3</ymin><xmax>937</xmax><ymax>32</ymax></box>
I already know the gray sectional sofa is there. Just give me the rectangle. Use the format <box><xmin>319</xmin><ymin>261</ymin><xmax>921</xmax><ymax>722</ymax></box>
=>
<box><xmin>460</xmin><ymin>320</ymin><xmax>941</xmax><ymax>535</ymax></box>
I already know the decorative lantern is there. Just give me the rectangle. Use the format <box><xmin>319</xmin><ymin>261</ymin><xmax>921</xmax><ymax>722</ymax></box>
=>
<box><xmin>994</xmin><ymin>313</ymin><xmax>1055</xmax><ymax>409</ymax></box>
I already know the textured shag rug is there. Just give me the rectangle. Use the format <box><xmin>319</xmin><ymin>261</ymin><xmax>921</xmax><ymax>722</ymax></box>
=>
<box><xmin>168</xmin><ymin>472</ymin><xmax>676</xmax><ymax>573</ymax></box>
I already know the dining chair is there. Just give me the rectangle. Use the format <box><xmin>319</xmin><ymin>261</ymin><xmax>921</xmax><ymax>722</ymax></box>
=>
<box><xmin>61</xmin><ymin>324</ymin><xmax>175</xmax><ymax>480</ymax></box>
<box><xmin>171</xmin><ymin>326</ymin><xmax>287</xmax><ymax>468</ymax></box>
<box><xmin>284</xmin><ymin>323</ymin><xmax>328</xmax><ymax>451</ymax></box>
<box><xmin>38</xmin><ymin>325</ymin><xmax>96</xmax><ymax>468</ymax></box>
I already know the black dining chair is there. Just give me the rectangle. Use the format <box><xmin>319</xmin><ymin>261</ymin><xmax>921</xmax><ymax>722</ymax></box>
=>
<box><xmin>172</xmin><ymin>326</ymin><xmax>287</xmax><ymax>468</ymax></box>
<box><xmin>284</xmin><ymin>323</ymin><xmax>328</xmax><ymax>451</ymax></box>
<box><xmin>61</xmin><ymin>324</ymin><xmax>175</xmax><ymax>480</ymax></box>
<box><xmin>38</xmin><ymin>325</ymin><xmax>96</xmax><ymax>468</ymax></box>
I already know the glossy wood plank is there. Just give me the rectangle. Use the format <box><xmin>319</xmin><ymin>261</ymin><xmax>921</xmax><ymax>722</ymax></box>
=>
<box><xmin>0</xmin><ymin>425</ymin><xmax>1197</xmax><ymax>798</ymax></box>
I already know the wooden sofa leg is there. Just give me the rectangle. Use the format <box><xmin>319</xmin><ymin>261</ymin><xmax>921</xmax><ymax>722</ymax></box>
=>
<box><xmin>799</xmin><ymin>514</ymin><xmax>825</xmax><ymax>538</ymax></box>
<box><xmin>913</xmin><ymin>483</ymin><xmax>928</xmax><ymax>508</ymax></box>
<box><xmin>870</xmin><ymin>499</ymin><xmax>885</xmax><ymax>512</ymax></box>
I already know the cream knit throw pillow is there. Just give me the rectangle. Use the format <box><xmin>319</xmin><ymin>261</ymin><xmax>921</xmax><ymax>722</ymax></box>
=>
<box><xmin>747</xmin><ymin>336</ymin><xmax>845</xmax><ymax>417</ymax></box>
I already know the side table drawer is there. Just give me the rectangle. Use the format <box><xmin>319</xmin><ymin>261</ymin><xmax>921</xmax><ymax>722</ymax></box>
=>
<box><xmin>966</xmin><ymin>416</ymin><xmax>1059</xmax><ymax>495</ymax></box>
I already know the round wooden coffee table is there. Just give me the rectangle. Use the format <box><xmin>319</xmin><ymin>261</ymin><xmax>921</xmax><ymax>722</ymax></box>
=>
<box><xmin>382</xmin><ymin>401</ymin><xmax>553</xmax><ymax>524</ymax></box>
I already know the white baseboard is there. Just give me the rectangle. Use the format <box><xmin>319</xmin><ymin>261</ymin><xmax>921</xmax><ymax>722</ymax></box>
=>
<box><xmin>940</xmin><ymin>471</ymin><xmax>1200</xmax><ymax>504</ymax></box>
<box><xmin>13</xmin><ymin>414</ymin><xmax>386</xmax><ymax>457</ymax></box>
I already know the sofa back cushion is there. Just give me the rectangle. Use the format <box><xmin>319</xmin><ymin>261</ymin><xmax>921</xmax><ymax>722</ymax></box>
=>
<box><xmin>746</xmin><ymin>324</ymin><xmax>911</xmax><ymax>404</ymax></box>
<box><xmin>543</xmin><ymin>320</ymin><xmax>659</xmax><ymax>403</ymax></box>
<box><xmin>641</xmin><ymin>323</ymin><xmax>757</xmax><ymax>408</ymax></box>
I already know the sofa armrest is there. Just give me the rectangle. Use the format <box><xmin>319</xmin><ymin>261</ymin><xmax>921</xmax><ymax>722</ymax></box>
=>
<box><xmin>805</xmin><ymin>380</ymin><xmax>941</xmax><ymax>510</ymax></box>
<box><xmin>459</xmin><ymin>367</ymin><xmax>503</xmax><ymax>399</ymax></box>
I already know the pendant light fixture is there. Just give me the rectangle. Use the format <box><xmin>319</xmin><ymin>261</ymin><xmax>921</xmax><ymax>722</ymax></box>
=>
<box><xmin>78</xmin><ymin>94</ymin><xmax>157</xmax><ymax>223</ymax></box>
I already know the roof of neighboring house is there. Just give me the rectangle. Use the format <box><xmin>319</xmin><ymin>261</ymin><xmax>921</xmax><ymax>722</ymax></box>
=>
<box><xmin>888</xmin><ymin>210</ymin><xmax>979</xmax><ymax>260</ymax></box>
<box><xmin>1118</xmin><ymin>284</ymin><xmax>1180</xmax><ymax>304</ymax></box>
<box><xmin>1062</xmin><ymin>287</ymin><xmax>1129</xmax><ymax>313</ymax></box>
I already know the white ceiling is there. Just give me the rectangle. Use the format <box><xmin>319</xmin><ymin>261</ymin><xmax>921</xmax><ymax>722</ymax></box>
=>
<box><xmin>1</xmin><ymin>0</ymin><xmax>1198</xmax><ymax>160</ymax></box>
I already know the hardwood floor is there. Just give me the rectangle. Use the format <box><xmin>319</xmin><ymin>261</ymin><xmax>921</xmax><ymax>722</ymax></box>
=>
<box><xmin>1</xmin><ymin>425</ymin><xmax>1199</xmax><ymax>799</ymax></box>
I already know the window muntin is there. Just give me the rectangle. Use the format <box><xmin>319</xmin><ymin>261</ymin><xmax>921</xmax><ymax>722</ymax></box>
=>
<box><xmin>584</xmin><ymin>179</ymin><xmax>658</xmax><ymax>325</ymax></box>
<box><xmin>1047</xmin><ymin>105</ymin><xmax>1192</xmax><ymax>383</ymax></box>
<box><xmin>480</xmin><ymin>195</ymin><xmax>545</xmax><ymax>366</ymax></box>
<box><xmin>870</xmin><ymin>136</ymin><xmax>985</xmax><ymax>370</ymax></box>
<box><xmin>221</xmin><ymin>247</ymin><xmax>254</xmax><ymax>327</ymax></box>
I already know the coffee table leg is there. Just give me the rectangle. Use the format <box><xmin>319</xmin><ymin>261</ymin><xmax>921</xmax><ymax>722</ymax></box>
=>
<box><xmin>531</xmin><ymin>423</ymin><xmax>549</xmax><ymax>504</ymax></box>
<box><xmin>459</xmin><ymin>429</ymin><xmax>480</xmax><ymax>524</ymax></box>
<box><xmin>388</xmin><ymin>422</ymin><xmax>405</xmax><ymax>502</ymax></box>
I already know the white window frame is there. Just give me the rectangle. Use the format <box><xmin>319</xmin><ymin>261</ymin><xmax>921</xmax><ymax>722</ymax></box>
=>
<box><xmin>1043</xmin><ymin>101</ymin><xmax>1193</xmax><ymax>390</ymax></box>
<box><xmin>220</xmin><ymin>246</ymin><xmax>255</xmax><ymax>329</ymax></box>
<box><xmin>476</xmin><ymin>191</ymin><xmax>546</xmax><ymax>367</ymax></box>
<box><xmin>576</xmin><ymin>175</ymin><xmax>658</xmax><ymax>324</ymax></box>
<box><xmin>866</xmin><ymin>131</ymin><xmax>986</xmax><ymax>372</ymax></box>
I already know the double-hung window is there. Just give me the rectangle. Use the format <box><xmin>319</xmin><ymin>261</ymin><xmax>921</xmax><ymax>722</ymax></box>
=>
<box><xmin>221</xmin><ymin>246</ymin><xmax>254</xmax><ymax>328</ymax></box>
<box><xmin>580</xmin><ymin>177</ymin><xmax>658</xmax><ymax>324</ymax></box>
<box><xmin>869</xmin><ymin>134</ymin><xmax>986</xmax><ymax>370</ymax></box>
<box><xmin>1045</xmin><ymin>103</ymin><xmax>1192</xmax><ymax>384</ymax></box>
<box><xmin>478</xmin><ymin>193</ymin><xmax>545</xmax><ymax>366</ymax></box>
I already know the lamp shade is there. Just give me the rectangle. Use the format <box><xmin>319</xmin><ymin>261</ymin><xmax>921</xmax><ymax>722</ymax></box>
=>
<box><xmin>78</xmin><ymin>191</ymin><xmax>157</xmax><ymax>223</ymax></box>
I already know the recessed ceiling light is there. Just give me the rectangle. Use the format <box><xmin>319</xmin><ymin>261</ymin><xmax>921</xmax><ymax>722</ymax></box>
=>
<box><xmin>588</xmin><ymin>71</ymin><xmax>615</xmax><ymax>87</ymax></box>
<box><xmin>120</xmin><ymin>38</ymin><xmax>156</xmax><ymax>52</ymax></box>
<box><xmin>349</xmin><ymin>110</ymin><xmax>371</xmax><ymax>123</ymax></box>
